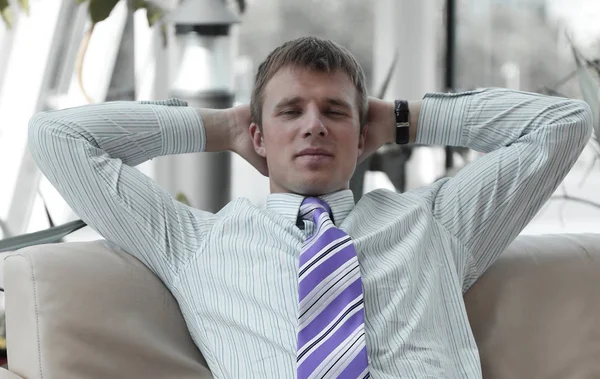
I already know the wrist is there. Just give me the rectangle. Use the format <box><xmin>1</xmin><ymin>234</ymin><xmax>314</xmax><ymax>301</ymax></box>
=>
<box><xmin>408</xmin><ymin>100</ymin><xmax>421</xmax><ymax>143</ymax></box>
<box><xmin>196</xmin><ymin>107</ymin><xmax>235</xmax><ymax>152</ymax></box>
<box><xmin>390</xmin><ymin>100</ymin><xmax>421</xmax><ymax>144</ymax></box>
<box><xmin>224</xmin><ymin>107</ymin><xmax>239</xmax><ymax>151</ymax></box>
<box><xmin>225</xmin><ymin>104</ymin><xmax>252</xmax><ymax>153</ymax></box>
<box><xmin>383</xmin><ymin>101</ymin><xmax>397</xmax><ymax>144</ymax></box>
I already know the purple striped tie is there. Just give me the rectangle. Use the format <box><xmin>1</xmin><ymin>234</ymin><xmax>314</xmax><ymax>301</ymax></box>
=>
<box><xmin>297</xmin><ymin>197</ymin><xmax>369</xmax><ymax>379</ymax></box>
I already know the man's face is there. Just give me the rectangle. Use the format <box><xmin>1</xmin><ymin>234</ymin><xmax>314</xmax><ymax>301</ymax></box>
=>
<box><xmin>250</xmin><ymin>66</ymin><xmax>366</xmax><ymax>196</ymax></box>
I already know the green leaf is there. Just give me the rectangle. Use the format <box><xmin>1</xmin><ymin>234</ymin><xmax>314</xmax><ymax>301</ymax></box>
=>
<box><xmin>18</xmin><ymin>0</ymin><xmax>28</xmax><ymax>15</ymax></box>
<box><xmin>0</xmin><ymin>0</ymin><xmax>13</xmax><ymax>29</ymax></box>
<box><xmin>75</xmin><ymin>0</ymin><xmax>89</xmax><ymax>5</ymax></box>
<box><xmin>145</xmin><ymin>4</ymin><xmax>162</xmax><ymax>26</ymax></box>
<box><xmin>131</xmin><ymin>0</ymin><xmax>145</xmax><ymax>11</ymax></box>
<box><xmin>143</xmin><ymin>1</ymin><xmax>163</xmax><ymax>26</ymax></box>
<box><xmin>88</xmin><ymin>0</ymin><xmax>121</xmax><ymax>23</ymax></box>
<box><xmin>131</xmin><ymin>0</ymin><xmax>164</xmax><ymax>26</ymax></box>
<box><xmin>0</xmin><ymin>220</ymin><xmax>86</xmax><ymax>253</ymax></box>
<box><xmin>572</xmin><ymin>48</ymin><xmax>600</xmax><ymax>140</ymax></box>
<box><xmin>176</xmin><ymin>192</ymin><xmax>191</xmax><ymax>206</ymax></box>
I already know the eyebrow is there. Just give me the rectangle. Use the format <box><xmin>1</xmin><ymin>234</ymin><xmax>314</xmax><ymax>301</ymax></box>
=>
<box><xmin>273</xmin><ymin>97</ymin><xmax>303</xmax><ymax>111</ymax></box>
<box><xmin>325</xmin><ymin>98</ymin><xmax>353</xmax><ymax>110</ymax></box>
<box><xmin>273</xmin><ymin>97</ymin><xmax>353</xmax><ymax>111</ymax></box>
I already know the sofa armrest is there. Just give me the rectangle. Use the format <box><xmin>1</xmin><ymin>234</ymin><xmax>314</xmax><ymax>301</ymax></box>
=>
<box><xmin>4</xmin><ymin>240</ymin><xmax>212</xmax><ymax>379</ymax></box>
<box><xmin>0</xmin><ymin>368</ymin><xmax>24</xmax><ymax>379</ymax></box>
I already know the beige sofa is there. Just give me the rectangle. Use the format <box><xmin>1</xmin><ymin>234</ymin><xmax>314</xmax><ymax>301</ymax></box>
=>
<box><xmin>3</xmin><ymin>234</ymin><xmax>600</xmax><ymax>379</ymax></box>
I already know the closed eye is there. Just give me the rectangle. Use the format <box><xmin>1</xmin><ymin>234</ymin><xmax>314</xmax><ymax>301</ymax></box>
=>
<box><xmin>327</xmin><ymin>110</ymin><xmax>348</xmax><ymax>117</ymax></box>
<box><xmin>280</xmin><ymin>109</ymin><xmax>301</xmax><ymax>116</ymax></box>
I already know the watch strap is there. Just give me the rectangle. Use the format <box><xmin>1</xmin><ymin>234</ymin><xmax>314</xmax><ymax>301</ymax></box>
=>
<box><xmin>394</xmin><ymin>100</ymin><xmax>410</xmax><ymax>145</ymax></box>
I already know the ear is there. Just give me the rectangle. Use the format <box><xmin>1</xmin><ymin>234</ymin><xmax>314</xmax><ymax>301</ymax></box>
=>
<box><xmin>249</xmin><ymin>122</ymin><xmax>267</xmax><ymax>158</ymax></box>
<box><xmin>357</xmin><ymin>123</ymin><xmax>368</xmax><ymax>156</ymax></box>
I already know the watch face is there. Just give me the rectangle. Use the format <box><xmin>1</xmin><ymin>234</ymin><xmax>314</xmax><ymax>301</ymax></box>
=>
<box><xmin>395</xmin><ymin>100</ymin><xmax>409</xmax><ymax>123</ymax></box>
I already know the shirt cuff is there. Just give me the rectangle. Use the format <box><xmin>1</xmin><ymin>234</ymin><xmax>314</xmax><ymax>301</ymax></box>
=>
<box><xmin>415</xmin><ymin>89</ymin><xmax>486</xmax><ymax>147</ymax></box>
<box><xmin>143</xmin><ymin>98</ymin><xmax>206</xmax><ymax>156</ymax></box>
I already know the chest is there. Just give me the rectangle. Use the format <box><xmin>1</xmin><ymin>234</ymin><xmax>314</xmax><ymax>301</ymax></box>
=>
<box><xmin>179</xmin><ymin>207</ymin><xmax>453</xmax><ymax>327</ymax></box>
<box><xmin>173</xmin><ymin>208</ymin><xmax>466</xmax><ymax>377</ymax></box>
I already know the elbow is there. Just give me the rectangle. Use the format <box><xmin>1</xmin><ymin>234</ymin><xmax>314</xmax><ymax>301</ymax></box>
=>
<box><xmin>27</xmin><ymin>111</ymin><xmax>73</xmax><ymax>162</ymax></box>
<box><xmin>28</xmin><ymin>111</ymin><xmax>56</xmax><ymax>155</ymax></box>
<box><xmin>28</xmin><ymin>111</ymin><xmax>51</xmax><ymax>153</ymax></box>
<box><xmin>568</xmin><ymin>99</ymin><xmax>594</xmax><ymax>143</ymax></box>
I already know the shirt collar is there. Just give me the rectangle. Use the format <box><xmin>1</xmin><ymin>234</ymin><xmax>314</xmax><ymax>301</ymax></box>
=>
<box><xmin>265</xmin><ymin>189</ymin><xmax>355</xmax><ymax>226</ymax></box>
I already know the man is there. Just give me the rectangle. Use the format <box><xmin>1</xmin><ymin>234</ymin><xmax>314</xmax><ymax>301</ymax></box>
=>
<box><xmin>29</xmin><ymin>36</ymin><xmax>592</xmax><ymax>378</ymax></box>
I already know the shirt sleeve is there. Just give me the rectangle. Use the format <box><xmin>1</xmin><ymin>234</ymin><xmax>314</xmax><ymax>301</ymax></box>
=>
<box><xmin>415</xmin><ymin>88</ymin><xmax>593</xmax><ymax>290</ymax></box>
<box><xmin>28</xmin><ymin>98</ymin><xmax>217</xmax><ymax>284</ymax></box>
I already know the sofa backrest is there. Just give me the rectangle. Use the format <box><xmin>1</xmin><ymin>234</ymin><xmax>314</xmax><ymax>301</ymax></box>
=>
<box><xmin>5</xmin><ymin>234</ymin><xmax>600</xmax><ymax>378</ymax></box>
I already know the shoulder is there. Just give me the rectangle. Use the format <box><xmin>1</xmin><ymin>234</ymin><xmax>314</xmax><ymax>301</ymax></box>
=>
<box><xmin>360</xmin><ymin>182</ymin><xmax>445</xmax><ymax>208</ymax></box>
<box><xmin>216</xmin><ymin>197</ymin><xmax>259</xmax><ymax>215</ymax></box>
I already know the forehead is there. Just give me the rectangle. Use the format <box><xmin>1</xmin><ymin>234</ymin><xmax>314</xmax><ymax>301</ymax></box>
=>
<box><xmin>262</xmin><ymin>66</ymin><xmax>358</xmax><ymax>108</ymax></box>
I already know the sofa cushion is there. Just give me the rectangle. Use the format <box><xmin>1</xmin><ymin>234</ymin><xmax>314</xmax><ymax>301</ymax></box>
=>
<box><xmin>465</xmin><ymin>234</ymin><xmax>600</xmax><ymax>379</ymax></box>
<box><xmin>5</xmin><ymin>240</ymin><xmax>212</xmax><ymax>379</ymax></box>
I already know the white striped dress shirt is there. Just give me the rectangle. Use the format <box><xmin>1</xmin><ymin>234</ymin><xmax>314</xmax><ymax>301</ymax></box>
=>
<box><xmin>28</xmin><ymin>88</ymin><xmax>592</xmax><ymax>378</ymax></box>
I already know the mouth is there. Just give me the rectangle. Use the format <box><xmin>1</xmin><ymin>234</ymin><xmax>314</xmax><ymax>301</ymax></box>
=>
<box><xmin>297</xmin><ymin>154</ymin><xmax>333</xmax><ymax>161</ymax></box>
<box><xmin>295</xmin><ymin>153</ymin><xmax>334</xmax><ymax>166</ymax></box>
<box><xmin>296</xmin><ymin>148</ymin><xmax>334</xmax><ymax>158</ymax></box>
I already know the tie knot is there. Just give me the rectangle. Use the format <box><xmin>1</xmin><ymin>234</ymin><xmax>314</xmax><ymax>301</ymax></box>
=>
<box><xmin>298</xmin><ymin>197</ymin><xmax>333</xmax><ymax>224</ymax></box>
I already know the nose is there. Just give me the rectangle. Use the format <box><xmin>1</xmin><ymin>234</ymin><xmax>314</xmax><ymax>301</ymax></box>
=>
<box><xmin>302</xmin><ymin>108</ymin><xmax>328</xmax><ymax>138</ymax></box>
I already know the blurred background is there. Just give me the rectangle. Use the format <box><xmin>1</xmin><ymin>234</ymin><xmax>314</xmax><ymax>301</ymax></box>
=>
<box><xmin>0</xmin><ymin>0</ymin><xmax>599</xmax><ymax>244</ymax></box>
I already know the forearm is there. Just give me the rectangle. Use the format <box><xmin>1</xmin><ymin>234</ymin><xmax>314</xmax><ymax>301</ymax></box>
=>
<box><xmin>414</xmin><ymin>88</ymin><xmax>592</xmax><ymax>152</ymax></box>
<box><xmin>30</xmin><ymin>99</ymin><xmax>207</xmax><ymax>166</ymax></box>
<box><xmin>408</xmin><ymin>101</ymin><xmax>421</xmax><ymax>143</ymax></box>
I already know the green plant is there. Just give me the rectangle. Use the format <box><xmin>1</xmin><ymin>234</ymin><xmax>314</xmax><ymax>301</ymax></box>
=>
<box><xmin>0</xmin><ymin>0</ymin><xmax>248</xmax><ymax>251</ymax></box>
<box><xmin>2</xmin><ymin>0</ymin><xmax>246</xmax><ymax>102</ymax></box>
<box><xmin>1</xmin><ymin>0</ymin><xmax>168</xmax><ymax>101</ymax></box>
<box><xmin>0</xmin><ymin>0</ymin><xmax>27</xmax><ymax>28</ymax></box>
<box><xmin>1</xmin><ymin>0</ymin><xmax>246</xmax><ymax>30</ymax></box>
<box><xmin>572</xmin><ymin>50</ymin><xmax>600</xmax><ymax>144</ymax></box>
<box><xmin>1</xmin><ymin>0</ymin><xmax>163</xmax><ymax>30</ymax></box>
<box><xmin>541</xmin><ymin>40</ymin><xmax>600</xmax><ymax>211</ymax></box>
<box><xmin>540</xmin><ymin>41</ymin><xmax>600</xmax><ymax>146</ymax></box>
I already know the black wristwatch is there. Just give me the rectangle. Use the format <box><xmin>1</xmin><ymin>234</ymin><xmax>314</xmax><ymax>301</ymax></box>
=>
<box><xmin>394</xmin><ymin>100</ymin><xmax>410</xmax><ymax>145</ymax></box>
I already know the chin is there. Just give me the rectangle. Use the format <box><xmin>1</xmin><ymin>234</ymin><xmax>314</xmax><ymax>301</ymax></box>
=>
<box><xmin>270</xmin><ymin>169</ymin><xmax>350</xmax><ymax>195</ymax></box>
<box><xmin>292</xmin><ymin>176</ymin><xmax>345</xmax><ymax>196</ymax></box>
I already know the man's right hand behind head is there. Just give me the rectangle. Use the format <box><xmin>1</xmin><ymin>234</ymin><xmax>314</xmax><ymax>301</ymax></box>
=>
<box><xmin>228</xmin><ymin>104</ymin><xmax>269</xmax><ymax>177</ymax></box>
